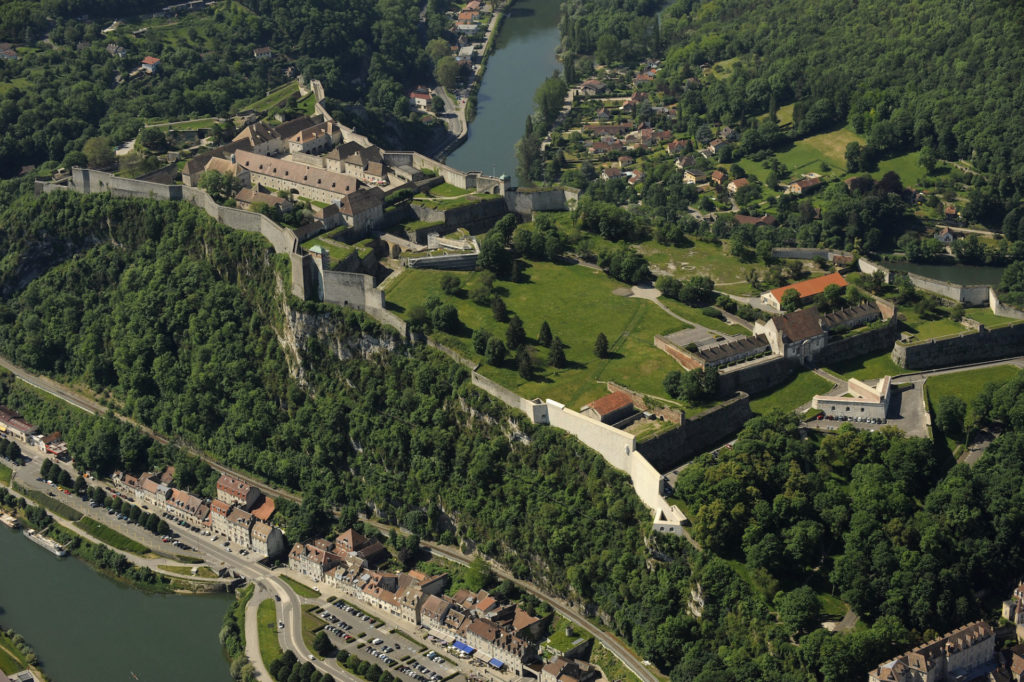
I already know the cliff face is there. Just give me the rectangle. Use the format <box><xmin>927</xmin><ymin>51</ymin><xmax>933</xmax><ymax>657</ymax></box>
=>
<box><xmin>275</xmin><ymin>284</ymin><xmax>404</xmax><ymax>385</ymax></box>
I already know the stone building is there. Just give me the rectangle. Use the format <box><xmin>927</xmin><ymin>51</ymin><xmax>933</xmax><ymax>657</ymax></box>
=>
<box><xmin>541</xmin><ymin>656</ymin><xmax>601</xmax><ymax>682</ymax></box>
<box><xmin>216</xmin><ymin>473</ymin><xmax>261</xmax><ymax>510</ymax></box>
<box><xmin>288</xmin><ymin>541</ymin><xmax>343</xmax><ymax>581</ymax></box>
<box><xmin>754</xmin><ymin>307</ymin><xmax>828</xmax><ymax>364</ymax></box>
<box><xmin>251</xmin><ymin>520</ymin><xmax>287</xmax><ymax>558</ymax></box>
<box><xmin>812</xmin><ymin>376</ymin><xmax>892</xmax><ymax>422</ymax></box>
<box><xmin>868</xmin><ymin>621</ymin><xmax>995</xmax><ymax>682</ymax></box>
<box><xmin>761</xmin><ymin>272</ymin><xmax>848</xmax><ymax>312</ymax></box>
<box><xmin>235</xmin><ymin>150</ymin><xmax>359</xmax><ymax>204</ymax></box>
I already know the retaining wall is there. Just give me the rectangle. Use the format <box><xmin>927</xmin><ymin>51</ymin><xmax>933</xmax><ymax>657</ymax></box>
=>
<box><xmin>892</xmin><ymin>322</ymin><xmax>1024</xmax><ymax>370</ymax></box>
<box><xmin>772</xmin><ymin>247</ymin><xmax>853</xmax><ymax>262</ymax></box>
<box><xmin>321</xmin><ymin>270</ymin><xmax>383</xmax><ymax>310</ymax></box>
<box><xmin>823</xmin><ymin>316</ymin><xmax>900</xmax><ymax>366</ymax></box>
<box><xmin>637</xmin><ymin>392</ymin><xmax>752</xmax><ymax>473</ymax></box>
<box><xmin>990</xmin><ymin>288</ymin><xmax>1024</xmax><ymax>320</ymax></box>
<box><xmin>533</xmin><ymin>399</ymin><xmax>635</xmax><ymax>473</ymax></box>
<box><xmin>504</xmin><ymin>188</ymin><xmax>579</xmax><ymax>215</ymax></box>
<box><xmin>717</xmin><ymin>355</ymin><xmax>796</xmax><ymax>398</ymax></box>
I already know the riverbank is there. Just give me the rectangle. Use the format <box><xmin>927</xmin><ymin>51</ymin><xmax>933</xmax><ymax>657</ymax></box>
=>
<box><xmin>0</xmin><ymin>628</ymin><xmax>47</xmax><ymax>681</ymax></box>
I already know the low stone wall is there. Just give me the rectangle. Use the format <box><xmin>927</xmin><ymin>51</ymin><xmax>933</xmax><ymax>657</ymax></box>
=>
<box><xmin>990</xmin><ymin>288</ymin><xmax>1024</xmax><ymax>320</ymax></box>
<box><xmin>717</xmin><ymin>355</ymin><xmax>796</xmax><ymax>398</ymax></box>
<box><xmin>504</xmin><ymin>188</ymin><xmax>579</xmax><ymax>216</ymax></box>
<box><xmin>470</xmin><ymin>371</ymin><xmax>532</xmax><ymax>412</ymax></box>
<box><xmin>823</xmin><ymin>316</ymin><xmax>900</xmax><ymax>365</ymax></box>
<box><xmin>654</xmin><ymin>335</ymin><xmax>702</xmax><ymax>370</ymax></box>
<box><xmin>892</xmin><ymin>322</ymin><xmax>1024</xmax><ymax>370</ymax></box>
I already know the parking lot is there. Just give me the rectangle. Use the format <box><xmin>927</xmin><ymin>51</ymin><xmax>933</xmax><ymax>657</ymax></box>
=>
<box><xmin>313</xmin><ymin>601</ymin><xmax>461</xmax><ymax>682</ymax></box>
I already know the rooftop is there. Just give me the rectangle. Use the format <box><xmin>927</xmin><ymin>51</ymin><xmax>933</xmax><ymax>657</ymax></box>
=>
<box><xmin>767</xmin><ymin>272</ymin><xmax>848</xmax><ymax>304</ymax></box>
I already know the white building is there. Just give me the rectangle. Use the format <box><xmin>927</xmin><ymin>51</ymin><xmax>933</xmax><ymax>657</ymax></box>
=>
<box><xmin>812</xmin><ymin>376</ymin><xmax>892</xmax><ymax>422</ymax></box>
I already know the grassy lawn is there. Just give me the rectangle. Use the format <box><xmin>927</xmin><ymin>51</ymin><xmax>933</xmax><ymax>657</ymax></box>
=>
<box><xmin>709</xmin><ymin>57</ymin><xmax>739</xmax><ymax>80</ymax></box>
<box><xmin>282</xmin><ymin>575</ymin><xmax>320</xmax><ymax>599</ymax></box>
<box><xmin>659</xmin><ymin>298</ymin><xmax>750</xmax><ymax>336</ymax></box>
<box><xmin>0</xmin><ymin>77</ymin><xmax>32</xmax><ymax>95</ymax></box>
<box><xmin>76</xmin><ymin>517</ymin><xmax>149</xmax><ymax>555</ymax></box>
<box><xmin>158</xmin><ymin>564</ymin><xmax>218</xmax><ymax>578</ymax></box>
<box><xmin>244</xmin><ymin>81</ymin><xmax>301</xmax><ymax>112</ymax></box>
<box><xmin>303</xmin><ymin>605</ymin><xmax>324</xmax><ymax>655</ymax></box>
<box><xmin>545</xmin><ymin>615</ymin><xmax>592</xmax><ymax>653</ymax></box>
<box><xmin>386</xmin><ymin>262</ymin><xmax>686</xmax><ymax>408</ymax></box>
<box><xmin>898</xmin><ymin>308</ymin><xmax>966</xmax><ymax>342</ymax></box>
<box><xmin>0</xmin><ymin>462</ymin><xmax>10</xmax><ymax>485</ymax></box>
<box><xmin>775</xmin><ymin>127</ymin><xmax>866</xmax><ymax>174</ymax></box>
<box><xmin>427</xmin><ymin>182</ymin><xmax>471</xmax><ymax>197</ymax></box>
<box><xmin>301</xmin><ymin>236</ymin><xmax>354</xmax><ymax>263</ymax></box>
<box><xmin>296</xmin><ymin>92</ymin><xmax>317</xmax><ymax>116</ymax></box>
<box><xmin>749</xmin><ymin>371</ymin><xmax>834</xmax><ymax>415</ymax></box>
<box><xmin>0</xmin><ymin>635</ymin><xmax>27</xmax><ymax>676</ymax></box>
<box><xmin>818</xmin><ymin>592</ymin><xmax>848</xmax><ymax>621</ymax></box>
<box><xmin>963</xmin><ymin>307</ymin><xmax>1019</xmax><ymax>329</ymax></box>
<box><xmin>925</xmin><ymin>365</ymin><xmax>1020</xmax><ymax>410</ymax></box>
<box><xmin>592</xmin><ymin>642</ymin><xmax>643</xmax><ymax>682</ymax></box>
<box><xmin>870</xmin><ymin>151</ymin><xmax>925</xmax><ymax>187</ymax></box>
<box><xmin>149</xmin><ymin>117</ymin><xmax>219</xmax><ymax>131</ymax></box>
<box><xmin>635</xmin><ymin>237</ymin><xmax>758</xmax><ymax>287</ymax></box>
<box><xmin>825</xmin><ymin>349</ymin><xmax>906</xmax><ymax>381</ymax></box>
<box><xmin>399</xmin><ymin>220</ymin><xmax>446</xmax><ymax>232</ymax></box>
<box><xmin>257</xmin><ymin>599</ymin><xmax>285</xmax><ymax>668</ymax></box>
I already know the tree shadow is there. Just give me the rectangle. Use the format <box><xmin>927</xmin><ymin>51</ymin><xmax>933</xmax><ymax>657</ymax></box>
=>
<box><xmin>386</xmin><ymin>301</ymin><xmax>406</xmax><ymax>314</ymax></box>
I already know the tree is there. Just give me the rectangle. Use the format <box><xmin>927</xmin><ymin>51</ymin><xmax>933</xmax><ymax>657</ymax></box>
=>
<box><xmin>534</xmin><ymin>75</ymin><xmax>568</xmax><ymax>127</ymax></box>
<box><xmin>781</xmin><ymin>288</ymin><xmax>801</xmax><ymax>312</ymax></box>
<box><xmin>935</xmin><ymin>395</ymin><xmax>966</xmax><ymax>439</ymax></box>
<box><xmin>505</xmin><ymin>315</ymin><xmax>525</xmax><ymax>349</ymax></box>
<box><xmin>845</xmin><ymin>142</ymin><xmax>863</xmax><ymax>173</ymax></box>
<box><xmin>145</xmin><ymin>514</ymin><xmax>160</xmax><ymax>533</ymax></box>
<box><xmin>549</xmin><ymin>337</ymin><xmax>566</xmax><ymax>368</ymax></box>
<box><xmin>775</xmin><ymin>586</ymin><xmax>821</xmax><ymax>634</ymax></box>
<box><xmin>471</xmin><ymin>328</ymin><xmax>491</xmax><ymax>355</ymax></box>
<box><xmin>819</xmin><ymin>283</ymin><xmax>844</xmax><ymax>311</ymax></box>
<box><xmin>594</xmin><ymin>332</ymin><xmax>608</xmax><ymax>358</ymax></box>
<box><xmin>516</xmin><ymin>348</ymin><xmax>532</xmax><ymax>379</ymax></box>
<box><xmin>484</xmin><ymin>338</ymin><xmax>507</xmax><ymax>366</ymax></box>
<box><xmin>313</xmin><ymin>630</ymin><xmax>334</xmax><ymax>657</ymax></box>
<box><xmin>434</xmin><ymin>56</ymin><xmax>460</xmax><ymax>90</ymax></box>
<box><xmin>137</xmin><ymin>127</ymin><xmax>168</xmax><ymax>152</ymax></box>
<box><xmin>425</xmin><ymin>38</ymin><xmax>449</xmax><ymax>62</ymax></box>
<box><xmin>537</xmin><ymin>321</ymin><xmax>552</xmax><ymax>348</ymax></box>
<box><xmin>491</xmin><ymin>297</ymin><xmax>508</xmax><ymax>322</ymax></box>
<box><xmin>82</xmin><ymin>136</ymin><xmax>114</xmax><ymax>169</ymax></box>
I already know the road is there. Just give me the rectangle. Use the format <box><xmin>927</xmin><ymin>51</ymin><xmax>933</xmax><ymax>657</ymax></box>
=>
<box><xmin>438</xmin><ymin>87</ymin><xmax>466</xmax><ymax>139</ymax></box>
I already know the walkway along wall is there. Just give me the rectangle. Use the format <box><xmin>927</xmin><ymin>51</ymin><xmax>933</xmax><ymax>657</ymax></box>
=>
<box><xmin>892</xmin><ymin>322</ymin><xmax>1024</xmax><ymax>370</ymax></box>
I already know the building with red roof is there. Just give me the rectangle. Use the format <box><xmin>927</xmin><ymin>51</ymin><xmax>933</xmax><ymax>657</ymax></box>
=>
<box><xmin>761</xmin><ymin>272</ymin><xmax>848</xmax><ymax>311</ymax></box>
<box><xmin>580</xmin><ymin>391</ymin><xmax>635</xmax><ymax>424</ymax></box>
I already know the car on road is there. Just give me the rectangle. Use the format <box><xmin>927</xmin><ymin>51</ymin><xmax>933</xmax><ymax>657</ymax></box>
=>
<box><xmin>274</xmin><ymin>595</ymin><xmax>281</xmax><ymax>602</ymax></box>
<box><xmin>308</xmin><ymin>655</ymin><xmax>315</xmax><ymax>661</ymax></box>
<box><xmin>278</xmin><ymin>621</ymin><xmax>285</xmax><ymax>629</ymax></box>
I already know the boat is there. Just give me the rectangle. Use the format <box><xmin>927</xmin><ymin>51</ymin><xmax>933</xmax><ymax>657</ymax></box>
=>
<box><xmin>23</xmin><ymin>528</ymin><xmax>68</xmax><ymax>557</ymax></box>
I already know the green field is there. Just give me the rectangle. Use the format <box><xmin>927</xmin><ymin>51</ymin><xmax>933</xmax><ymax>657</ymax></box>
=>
<box><xmin>825</xmin><ymin>349</ymin><xmax>905</xmax><ymax>381</ymax></box>
<box><xmin>0</xmin><ymin>634</ymin><xmax>27</xmax><ymax>676</ymax></box>
<box><xmin>659</xmin><ymin>298</ymin><xmax>750</xmax><ymax>336</ymax></box>
<box><xmin>0</xmin><ymin>77</ymin><xmax>31</xmax><ymax>95</ymax></box>
<box><xmin>545</xmin><ymin>615</ymin><xmax>593</xmax><ymax>653</ymax></box>
<box><xmin>749</xmin><ymin>371</ymin><xmax>834</xmax><ymax>415</ymax></box>
<box><xmin>75</xmin><ymin>517</ymin><xmax>150</xmax><ymax>555</ymax></box>
<box><xmin>818</xmin><ymin>592</ymin><xmax>848</xmax><ymax>621</ymax></box>
<box><xmin>898</xmin><ymin>308</ymin><xmax>967</xmax><ymax>342</ymax></box>
<box><xmin>158</xmin><ymin>563</ymin><xmax>218</xmax><ymax>578</ymax></box>
<box><xmin>301</xmin><ymin>236</ymin><xmax>355</xmax><ymax>263</ymax></box>
<box><xmin>303</xmin><ymin>605</ymin><xmax>324</xmax><ymax>655</ymax></box>
<box><xmin>282</xmin><ymin>575</ymin><xmax>320</xmax><ymax>599</ymax></box>
<box><xmin>244</xmin><ymin>81</ymin><xmax>301</xmax><ymax>112</ymax></box>
<box><xmin>709</xmin><ymin>57</ymin><xmax>739</xmax><ymax>80</ymax></box>
<box><xmin>0</xmin><ymin>462</ymin><xmax>10</xmax><ymax>485</ymax></box>
<box><xmin>385</xmin><ymin>262</ymin><xmax>687</xmax><ymax>408</ymax></box>
<box><xmin>870</xmin><ymin>151</ymin><xmax>925</xmax><ymax>187</ymax></box>
<box><xmin>775</xmin><ymin>127</ymin><xmax>866</xmax><ymax>174</ymax></box>
<box><xmin>925</xmin><ymin>365</ymin><xmax>1020</xmax><ymax>411</ymax></box>
<box><xmin>963</xmin><ymin>307</ymin><xmax>1019</xmax><ymax>329</ymax></box>
<box><xmin>426</xmin><ymin>182</ymin><xmax>472</xmax><ymax>197</ymax></box>
<box><xmin>257</xmin><ymin>599</ymin><xmax>285</xmax><ymax>668</ymax></box>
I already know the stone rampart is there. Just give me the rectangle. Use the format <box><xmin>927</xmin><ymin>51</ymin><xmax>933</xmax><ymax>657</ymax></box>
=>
<box><xmin>470</xmin><ymin>372</ymin><xmax>533</xmax><ymax>413</ymax></box>
<box><xmin>892</xmin><ymin>322</ymin><xmax>1024</xmax><ymax>370</ymax></box>
<box><xmin>321</xmin><ymin>269</ymin><xmax>383</xmax><ymax>311</ymax></box>
<box><xmin>637</xmin><ymin>392</ymin><xmax>752</xmax><ymax>472</ymax></box>
<box><xmin>773</xmin><ymin>247</ymin><xmax>853</xmax><ymax>262</ymax></box>
<box><xmin>990</xmin><ymin>288</ymin><xmax>1024</xmax><ymax>320</ymax></box>
<box><xmin>407</xmin><ymin>253</ymin><xmax>479</xmax><ymax>270</ymax></box>
<box><xmin>504</xmin><ymin>188</ymin><xmax>579</xmax><ymax>216</ymax></box>
<box><xmin>717</xmin><ymin>355</ymin><xmax>796</xmax><ymax>398</ymax></box>
<box><xmin>823</xmin><ymin>315</ymin><xmax>900</xmax><ymax>365</ymax></box>
<box><xmin>908</xmin><ymin>272</ymin><xmax>990</xmax><ymax>304</ymax></box>
<box><xmin>533</xmin><ymin>399</ymin><xmax>636</xmax><ymax>472</ymax></box>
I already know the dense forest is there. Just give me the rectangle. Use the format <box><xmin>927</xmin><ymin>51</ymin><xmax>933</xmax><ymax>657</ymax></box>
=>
<box><xmin>0</xmin><ymin>185</ymin><xmax>949</xmax><ymax>680</ymax></box>
<box><xmin>0</xmin><ymin>0</ymin><xmax>449</xmax><ymax>175</ymax></box>
<box><xmin>560</xmin><ymin>0</ymin><xmax>1024</xmax><ymax>217</ymax></box>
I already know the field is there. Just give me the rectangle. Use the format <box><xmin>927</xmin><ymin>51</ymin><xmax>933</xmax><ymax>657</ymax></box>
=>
<box><xmin>385</xmin><ymin>262</ymin><xmax>686</xmax><ymax>408</ymax></box>
<box><xmin>13</xmin><ymin>485</ymin><xmax>83</xmax><ymax>521</ymax></box>
<box><xmin>76</xmin><ymin>517</ymin><xmax>149</xmax><ymax>555</ymax></box>
<box><xmin>257</xmin><ymin>599</ymin><xmax>285</xmax><ymax>668</ymax></box>
<box><xmin>775</xmin><ymin>127</ymin><xmax>866</xmax><ymax>174</ymax></box>
<box><xmin>158</xmin><ymin>563</ymin><xmax>218</xmax><ymax>578</ymax></box>
<box><xmin>282</xmin><ymin>575</ymin><xmax>320</xmax><ymax>599</ymax></box>
<box><xmin>425</xmin><ymin>182</ymin><xmax>472</xmax><ymax>197</ymax></box>
<box><xmin>242</xmin><ymin>80</ymin><xmax>301</xmax><ymax>113</ymax></box>
<box><xmin>963</xmin><ymin>307</ymin><xmax>1019</xmax><ymax>329</ymax></box>
<box><xmin>925</xmin><ymin>365</ymin><xmax>1020</xmax><ymax>411</ymax></box>
<box><xmin>825</xmin><ymin>349</ymin><xmax>905</xmax><ymax>381</ymax></box>
<box><xmin>301</xmin><ymin>236</ymin><xmax>355</xmax><ymax>264</ymax></box>
<box><xmin>749</xmin><ymin>371</ymin><xmax>833</xmax><ymax>415</ymax></box>
<box><xmin>709</xmin><ymin>57</ymin><xmax>739</xmax><ymax>80</ymax></box>
<box><xmin>871</xmin><ymin>151</ymin><xmax>926</xmax><ymax>187</ymax></box>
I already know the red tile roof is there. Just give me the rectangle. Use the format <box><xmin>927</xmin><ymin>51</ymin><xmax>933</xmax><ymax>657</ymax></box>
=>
<box><xmin>768</xmin><ymin>272</ymin><xmax>847</xmax><ymax>304</ymax></box>
<box><xmin>142</xmin><ymin>56</ymin><xmax>160</xmax><ymax>64</ymax></box>
<box><xmin>585</xmin><ymin>391</ymin><xmax>634</xmax><ymax>417</ymax></box>
<box><xmin>250</xmin><ymin>496</ymin><xmax>275</xmax><ymax>521</ymax></box>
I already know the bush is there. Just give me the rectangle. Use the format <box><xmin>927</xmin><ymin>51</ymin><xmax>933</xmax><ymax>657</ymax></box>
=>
<box><xmin>701</xmin><ymin>307</ymin><xmax>724</xmax><ymax>320</ymax></box>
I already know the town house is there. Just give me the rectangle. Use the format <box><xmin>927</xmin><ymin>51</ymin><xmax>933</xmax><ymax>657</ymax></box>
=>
<box><xmin>288</xmin><ymin>541</ymin><xmax>343</xmax><ymax>581</ymax></box>
<box><xmin>250</xmin><ymin>520</ymin><xmax>287</xmax><ymax>558</ymax></box>
<box><xmin>166</xmin><ymin>489</ymin><xmax>207</xmax><ymax>525</ymax></box>
<box><xmin>225</xmin><ymin>507</ymin><xmax>255</xmax><ymax>548</ymax></box>
<box><xmin>216</xmin><ymin>473</ymin><xmax>261</xmax><ymax>510</ymax></box>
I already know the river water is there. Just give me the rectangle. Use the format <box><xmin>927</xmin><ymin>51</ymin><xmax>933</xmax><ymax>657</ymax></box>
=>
<box><xmin>885</xmin><ymin>262</ymin><xmax>1006</xmax><ymax>286</ymax></box>
<box><xmin>0</xmin><ymin>526</ymin><xmax>231</xmax><ymax>682</ymax></box>
<box><xmin>445</xmin><ymin>0</ymin><xmax>562</xmax><ymax>184</ymax></box>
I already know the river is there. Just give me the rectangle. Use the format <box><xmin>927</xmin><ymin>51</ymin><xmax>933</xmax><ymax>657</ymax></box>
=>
<box><xmin>445</xmin><ymin>0</ymin><xmax>562</xmax><ymax>184</ymax></box>
<box><xmin>0</xmin><ymin>527</ymin><xmax>231</xmax><ymax>682</ymax></box>
<box><xmin>886</xmin><ymin>262</ymin><xmax>1006</xmax><ymax>286</ymax></box>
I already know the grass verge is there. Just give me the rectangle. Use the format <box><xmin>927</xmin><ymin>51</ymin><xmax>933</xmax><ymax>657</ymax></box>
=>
<box><xmin>12</xmin><ymin>483</ymin><xmax>83</xmax><ymax>521</ymax></box>
<box><xmin>158</xmin><ymin>563</ymin><xmax>218</xmax><ymax>578</ymax></box>
<box><xmin>591</xmin><ymin>642</ymin><xmax>643</xmax><ymax>682</ymax></box>
<box><xmin>75</xmin><ymin>517</ymin><xmax>149</xmax><ymax>555</ymax></box>
<box><xmin>0</xmin><ymin>462</ymin><xmax>10</xmax><ymax>485</ymax></box>
<box><xmin>282</xmin><ymin>575</ymin><xmax>320</xmax><ymax>599</ymax></box>
<box><xmin>257</xmin><ymin>598</ymin><xmax>284</xmax><ymax>668</ymax></box>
